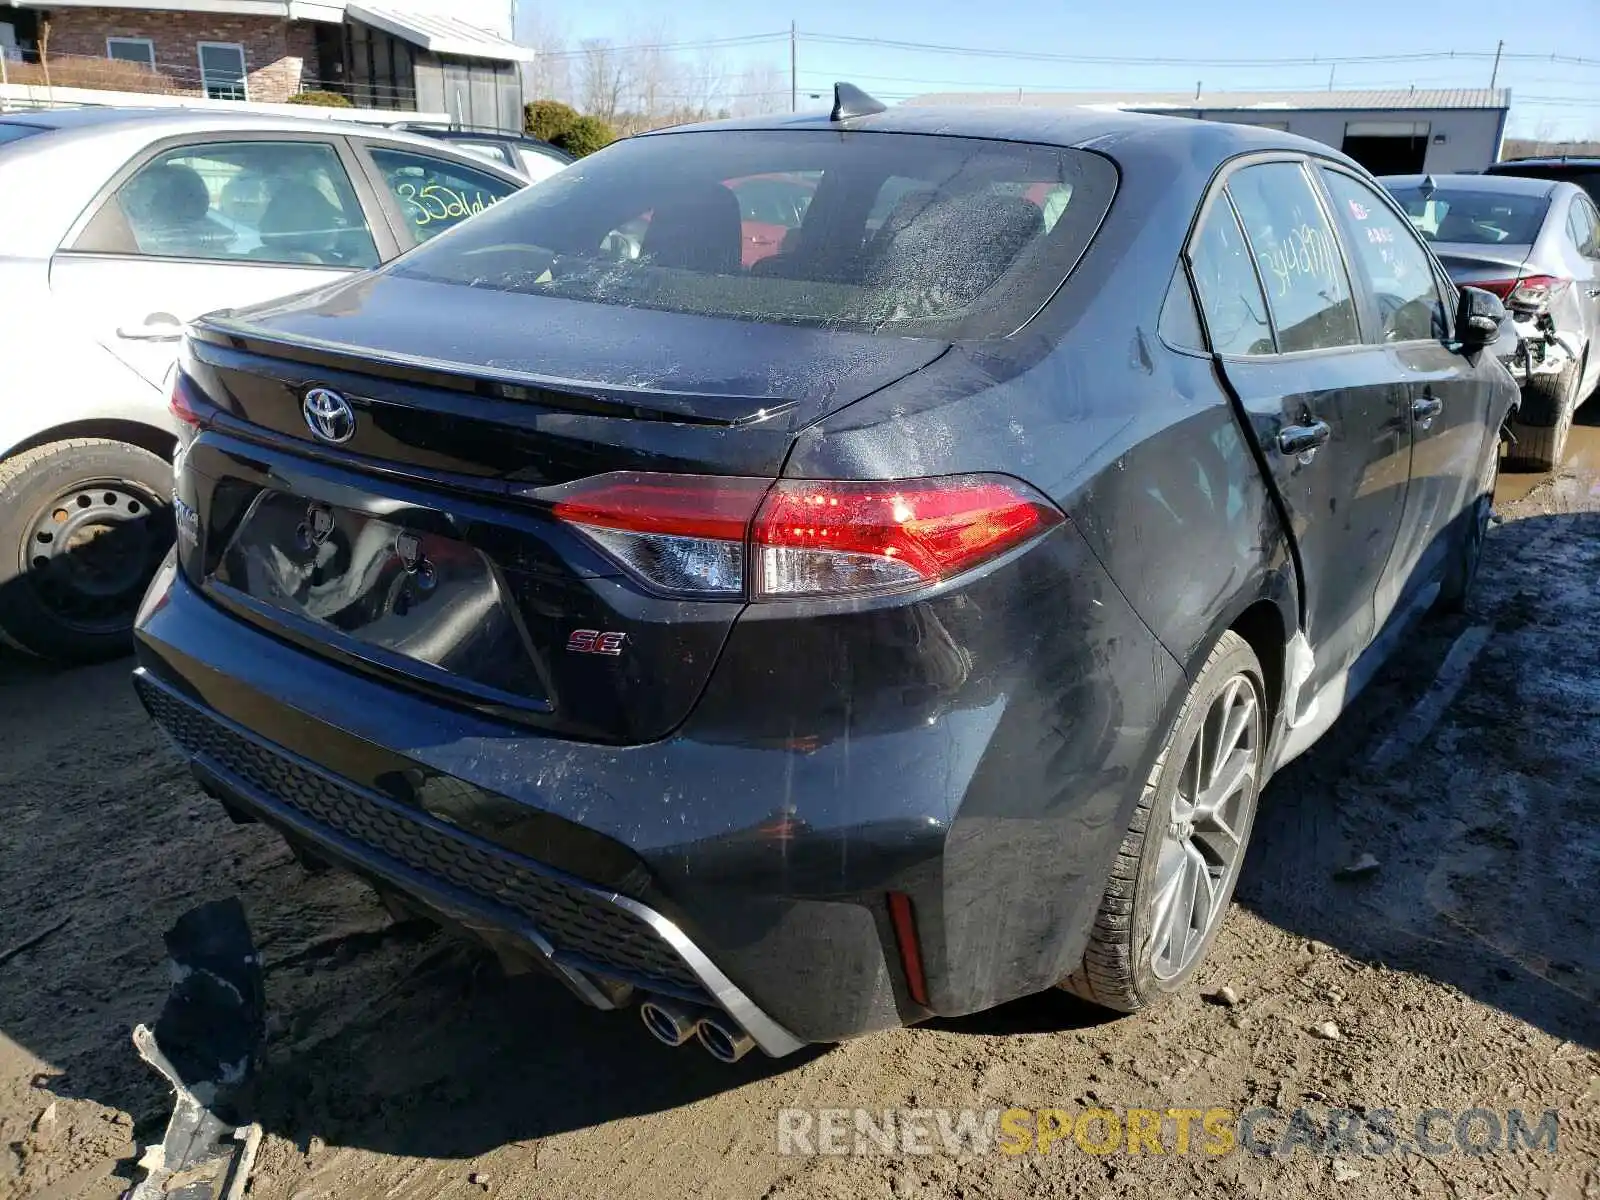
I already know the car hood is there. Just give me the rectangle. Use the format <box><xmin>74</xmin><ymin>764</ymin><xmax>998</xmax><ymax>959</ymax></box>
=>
<box><xmin>202</xmin><ymin>270</ymin><xmax>951</xmax><ymax>431</ymax></box>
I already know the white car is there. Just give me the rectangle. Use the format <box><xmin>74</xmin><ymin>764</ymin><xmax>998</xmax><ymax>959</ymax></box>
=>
<box><xmin>0</xmin><ymin>107</ymin><xmax>526</xmax><ymax>662</ymax></box>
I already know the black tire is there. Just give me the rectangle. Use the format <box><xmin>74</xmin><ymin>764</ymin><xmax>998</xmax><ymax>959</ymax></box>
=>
<box><xmin>1436</xmin><ymin>441</ymin><xmax>1499</xmax><ymax>614</ymax></box>
<box><xmin>1504</xmin><ymin>352</ymin><xmax>1582</xmax><ymax>471</ymax></box>
<box><xmin>0</xmin><ymin>439</ymin><xmax>173</xmax><ymax>663</ymax></box>
<box><xmin>1062</xmin><ymin>630</ymin><xmax>1267</xmax><ymax>1012</ymax></box>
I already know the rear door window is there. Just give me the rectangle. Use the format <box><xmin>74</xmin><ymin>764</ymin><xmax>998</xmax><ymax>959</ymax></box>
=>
<box><xmin>1226</xmin><ymin>161</ymin><xmax>1361</xmax><ymax>353</ymax></box>
<box><xmin>388</xmin><ymin>129</ymin><xmax>1118</xmax><ymax>338</ymax></box>
<box><xmin>1567</xmin><ymin>196</ymin><xmax>1599</xmax><ymax>257</ymax></box>
<box><xmin>1320</xmin><ymin>169</ymin><xmax>1447</xmax><ymax>344</ymax></box>
<box><xmin>75</xmin><ymin>139</ymin><xmax>379</xmax><ymax>267</ymax></box>
<box><xmin>1187</xmin><ymin>193</ymin><xmax>1275</xmax><ymax>356</ymax></box>
<box><xmin>367</xmin><ymin>147</ymin><xmax>522</xmax><ymax>243</ymax></box>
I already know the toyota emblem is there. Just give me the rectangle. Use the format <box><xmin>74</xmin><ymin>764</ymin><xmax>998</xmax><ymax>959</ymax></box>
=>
<box><xmin>302</xmin><ymin>387</ymin><xmax>356</xmax><ymax>444</ymax></box>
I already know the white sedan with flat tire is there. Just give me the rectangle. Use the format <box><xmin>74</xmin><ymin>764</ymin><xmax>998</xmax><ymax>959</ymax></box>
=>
<box><xmin>0</xmin><ymin>106</ymin><xmax>525</xmax><ymax>662</ymax></box>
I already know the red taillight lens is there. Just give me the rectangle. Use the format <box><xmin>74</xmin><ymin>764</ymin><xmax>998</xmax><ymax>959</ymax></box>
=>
<box><xmin>1505</xmin><ymin>274</ymin><xmax>1569</xmax><ymax>311</ymax></box>
<box><xmin>752</xmin><ymin>475</ymin><xmax>1062</xmax><ymax>598</ymax></box>
<box><xmin>169</xmin><ymin>371</ymin><xmax>207</xmax><ymax>428</ymax></box>
<box><xmin>1473</xmin><ymin>274</ymin><xmax>1569</xmax><ymax>311</ymax></box>
<box><xmin>550</xmin><ymin>471</ymin><xmax>1062</xmax><ymax>600</ymax></box>
<box><xmin>550</xmin><ymin>472</ymin><xmax>769</xmax><ymax>596</ymax></box>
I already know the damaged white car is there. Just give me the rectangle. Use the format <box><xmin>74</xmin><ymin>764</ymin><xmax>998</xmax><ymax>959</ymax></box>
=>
<box><xmin>1383</xmin><ymin>172</ymin><xmax>1600</xmax><ymax>470</ymax></box>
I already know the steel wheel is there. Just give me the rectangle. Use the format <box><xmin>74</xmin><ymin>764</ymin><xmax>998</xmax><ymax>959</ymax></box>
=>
<box><xmin>1147</xmin><ymin>672</ymin><xmax>1262</xmax><ymax>981</ymax></box>
<box><xmin>21</xmin><ymin>477</ymin><xmax>170</xmax><ymax>635</ymax></box>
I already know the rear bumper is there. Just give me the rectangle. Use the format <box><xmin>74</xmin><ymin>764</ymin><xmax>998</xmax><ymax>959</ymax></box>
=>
<box><xmin>134</xmin><ymin>518</ymin><xmax>1180</xmax><ymax>1046</ymax></box>
<box><xmin>133</xmin><ymin>667</ymin><xmax>803</xmax><ymax>1056</ymax></box>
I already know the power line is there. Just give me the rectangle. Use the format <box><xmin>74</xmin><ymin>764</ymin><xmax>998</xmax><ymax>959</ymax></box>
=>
<box><xmin>796</xmin><ymin>67</ymin><xmax>1600</xmax><ymax>93</ymax></box>
<box><xmin>535</xmin><ymin>31</ymin><xmax>790</xmax><ymax>60</ymax></box>
<box><xmin>794</xmin><ymin>31</ymin><xmax>1599</xmax><ymax>70</ymax></box>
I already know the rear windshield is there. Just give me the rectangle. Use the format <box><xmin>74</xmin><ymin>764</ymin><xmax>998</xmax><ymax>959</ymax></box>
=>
<box><xmin>1387</xmin><ymin>186</ymin><xmax>1549</xmax><ymax>245</ymax></box>
<box><xmin>1487</xmin><ymin>163</ymin><xmax>1600</xmax><ymax>205</ymax></box>
<box><xmin>390</xmin><ymin>129</ymin><xmax>1117</xmax><ymax>338</ymax></box>
<box><xmin>0</xmin><ymin>123</ymin><xmax>47</xmax><ymax>146</ymax></box>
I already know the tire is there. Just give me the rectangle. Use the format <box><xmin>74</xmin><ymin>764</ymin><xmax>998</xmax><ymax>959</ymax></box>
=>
<box><xmin>0</xmin><ymin>439</ymin><xmax>174</xmax><ymax>664</ymax></box>
<box><xmin>1504</xmin><ymin>351</ymin><xmax>1583</xmax><ymax>472</ymax></box>
<box><xmin>1061</xmin><ymin>630</ymin><xmax>1267</xmax><ymax>1012</ymax></box>
<box><xmin>1436</xmin><ymin>440</ymin><xmax>1499</xmax><ymax>614</ymax></box>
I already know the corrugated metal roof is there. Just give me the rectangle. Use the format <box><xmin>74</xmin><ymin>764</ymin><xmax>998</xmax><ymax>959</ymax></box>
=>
<box><xmin>904</xmin><ymin>88</ymin><xmax>1510</xmax><ymax>112</ymax></box>
<box><xmin>345</xmin><ymin>3</ymin><xmax>536</xmax><ymax>61</ymax></box>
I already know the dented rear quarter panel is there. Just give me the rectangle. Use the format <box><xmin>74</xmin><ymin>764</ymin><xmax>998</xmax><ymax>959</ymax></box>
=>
<box><xmin>776</xmin><ymin>125</ymin><xmax>1300</xmax><ymax>1015</ymax></box>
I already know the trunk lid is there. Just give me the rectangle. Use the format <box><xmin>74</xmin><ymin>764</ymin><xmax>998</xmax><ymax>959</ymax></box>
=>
<box><xmin>1432</xmin><ymin>244</ymin><xmax>1532</xmax><ymax>290</ymax></box>
<box><xmin>202</xmin><ymin>271</ymin><xmax>949</xmax><ymax>435</ymax></box>
<box><xmin>180</xmin><ymin>278</ymin><xmax>947</xmax><ymax>744</ymax></box>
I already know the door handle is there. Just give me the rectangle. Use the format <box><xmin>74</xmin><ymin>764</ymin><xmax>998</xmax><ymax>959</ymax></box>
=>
<box><xmin>1277</xmin><ymin>419</ymin><xmax>1332</xmax><ymax>461</ymax></box>
<box><xmin>1412</xmin><ymin>394</ymin><xmax>1444</xmax><ymax>430</ymax></box>
<box><xmin>116</xmin><ymin>313</ymin><xmax>185</xmax><ymax>342</ymax></box>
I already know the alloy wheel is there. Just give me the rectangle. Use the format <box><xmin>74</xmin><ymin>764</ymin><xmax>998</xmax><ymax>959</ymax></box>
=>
<box><xmin>1147</xmin><ymin>673</ymin><xmax>1263</xmax><ymax>981</ymax></box>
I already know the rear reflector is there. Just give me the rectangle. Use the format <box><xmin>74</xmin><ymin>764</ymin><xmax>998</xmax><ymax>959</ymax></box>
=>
<box><xmin>550</xmin><ymin>471</ymin><xmax>1062</xmax><ymax>600</ymax></box>
<box><xmin>887</xmin><ymin>891</ymin><xmax>930</xmax><ymax>1008</ymax></box>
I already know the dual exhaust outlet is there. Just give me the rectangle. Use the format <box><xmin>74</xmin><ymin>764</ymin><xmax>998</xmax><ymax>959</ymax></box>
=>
<box><xmin>639</xmin><ymin>995</ymin><xmax>756</xmax><ymax>1063</ymax></box>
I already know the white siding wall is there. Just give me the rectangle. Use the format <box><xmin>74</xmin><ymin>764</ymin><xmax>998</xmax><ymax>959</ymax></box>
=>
<box><xmin>1180</xmin><ymin>108</ymin><xmax>1506</xmax><ymax>173</ymax></box>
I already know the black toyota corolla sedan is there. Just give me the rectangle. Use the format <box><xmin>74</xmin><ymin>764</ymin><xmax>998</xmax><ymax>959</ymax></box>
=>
<box><xmin>132</xmin><ymin>88</ymin><xmax>1517</xmax><ymax>1063</ymax></box>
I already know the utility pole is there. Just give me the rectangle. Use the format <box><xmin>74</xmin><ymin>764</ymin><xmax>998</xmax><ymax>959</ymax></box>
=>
<box><xmin>1489</xmin><ymin>39</ymin><xmax>1503</xmax><ymax>90</ymax></box>
<box><xmin>1328</xmin><ymin>63</ymin><xmax>1335</xmax><ymax>91</ymax></box>
<box><xmin>790</xmin><ymin>21</ymin><xmax>797</xmax><ymax>113</ymax></box>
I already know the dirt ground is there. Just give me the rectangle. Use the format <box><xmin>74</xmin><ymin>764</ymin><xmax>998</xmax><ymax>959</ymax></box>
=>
<box><xmin>2</xmin><ymin>421</ymin><xmax>1598</xmax><ymax>1200</ymax></box>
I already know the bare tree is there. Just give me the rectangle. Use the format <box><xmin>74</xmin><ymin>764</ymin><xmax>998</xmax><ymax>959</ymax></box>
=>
<box><xmin>678</xmin><ymin>47</ymin><xmax>728</xmax><ymax>120</ymax></box>
<box><xmin>633</xmin><ymin>33</ymin><xmax>677</xmax><ymax>124</ymax></box>
<box><xmin>578</xmin><ymin>38</ymin><xmax>631</xmax><ymax>125</ymax></box>
<box><xmin>518</xmin><ymin>7</ymin><xmax>572</xmax><ymax>103</ymax></box>
<box><xmin>729</xmin><ymin>62</ymin><xmax>786</xmax><ymax>118</ymax></box>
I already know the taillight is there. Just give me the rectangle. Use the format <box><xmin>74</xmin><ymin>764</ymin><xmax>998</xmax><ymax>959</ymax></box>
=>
<box><xmin>550</xmin><ymin>471</ymin><xmax>1062</xmax><ymax>600</ymax></box>
<box><xmin>751</xmin><ymin>475</ymin><xmax>1061</xmax><ymax>598</ymax></box>
<box><xmin>1473</xmin><ymin>274</ymin><xmax>1570</xmax><ymax>311</ymax></box>
<box><xmin>550</xmin><ymin>473</ymin><xmax>769</xmax><ymax>597</ymax></box>
<box><xmin>169</xmin><ymin>370</ymin><xmax>210</xmax><ymax>431</ymax></box>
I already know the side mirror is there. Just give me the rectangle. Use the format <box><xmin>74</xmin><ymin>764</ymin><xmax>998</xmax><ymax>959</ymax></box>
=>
<box><xmin>1455</xmin><ymin>285</ymin><xmax>1505</xmax><ymax>353</ymax></box>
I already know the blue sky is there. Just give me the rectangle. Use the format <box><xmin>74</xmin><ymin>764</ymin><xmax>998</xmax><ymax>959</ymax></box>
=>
<box><xmin>518</xmin><ymin>0</ymin><xmax>1598</xmax><ymax>139</ymax></box>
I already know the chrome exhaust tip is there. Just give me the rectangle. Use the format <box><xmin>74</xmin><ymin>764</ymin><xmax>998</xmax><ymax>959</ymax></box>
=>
<box><xmin>695</xmin><ymin>1014</ymin><xmax>756</xmax><ymax>1063</ymax></box>
<box><xmin>639</xmin><ymin>996</ymin><xmax>703</xmax><ymax>1047</ymax></box>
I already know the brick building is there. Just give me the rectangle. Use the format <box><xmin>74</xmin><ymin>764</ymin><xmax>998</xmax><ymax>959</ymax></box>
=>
<box><xmin>0</xmin><ymin>1</ymin><xmax>530</xmax><ymax>128</ymax></box>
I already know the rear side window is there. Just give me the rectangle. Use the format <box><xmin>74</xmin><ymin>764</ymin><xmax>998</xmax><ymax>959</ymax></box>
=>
<box><xmin>1321</xmin><ymin>170</ymin><xmax>1446</xmax><ymax>344</ymax></box>
<box><xmin>75</xmin><ymin>140</ymin><xmax>379</xmax><ymax>267</ymax></box>
<box><xmin>1227</xmin><ymin>161</ymin><xmax>1360</xmax><ymax>353</ymax></box>
<box><xmin>1188</xmin><ymin>194</ymin><xmax>1274</xmax><ymax>356</ymax></box>
<box><xmin>1567</xmin><ymin>197</ymin><xmax>1599</xmax><ymax>257</ymax></box>
<box><xmin>368</xmin><ymin>147</ymin><xmax>522</xmax><ymax>243</ymax></box>
<box><xmin>0</xmin><ymin>123</ymin><xmax>46</xmax><ymax>146</ymax></box>
<box><xmin>388</xmin><ymin>130</ymin><xmax>1118</xmax><ymax>338</ymax></box>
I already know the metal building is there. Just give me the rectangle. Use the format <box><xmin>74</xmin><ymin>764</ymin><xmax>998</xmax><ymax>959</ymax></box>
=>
<box><xmin>904</xmin><ymin>88</ymin><xmax>1511</xmax><ymax>174</ymax></box>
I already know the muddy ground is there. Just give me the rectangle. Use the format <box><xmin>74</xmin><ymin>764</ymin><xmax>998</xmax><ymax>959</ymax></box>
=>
<box><xmin>2</xmin><ymin>421</ymin><xmax>1598</xmax><ymax>1200</ymax></box>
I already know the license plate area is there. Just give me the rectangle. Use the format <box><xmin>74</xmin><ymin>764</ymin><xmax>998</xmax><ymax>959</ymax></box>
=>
<box><xmin>210</xmin><ymin>488</ymin><xmax>549</xmax><ymax>707</ymax></box>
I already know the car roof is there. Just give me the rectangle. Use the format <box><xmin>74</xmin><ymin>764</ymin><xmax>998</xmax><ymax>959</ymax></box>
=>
<box><xmin>0</xmin><ymin>105</ymin><xmax>516</xmax><ymax>159</ymax></box>
<box><xmin>1380</xmin><ymin>172</ymin><xmax>1566</xmax><ymax>198</ymax></box>
<box><xmin>1488</xmin><ymin>156</ymin><xmax>1600</xmax><ymax>169</ymax></box>
<box><xmin>639</xmin><ymin>102</ymin><xmax>1341</xmax><ymax>159</ymax></box>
